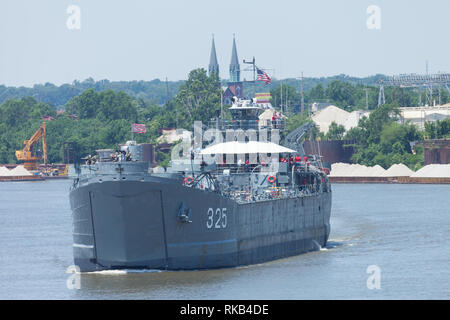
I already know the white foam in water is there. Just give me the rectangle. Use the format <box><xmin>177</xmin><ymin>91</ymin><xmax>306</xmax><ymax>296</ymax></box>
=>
<box><xmin>87</xmin><ymin>269</ymin><xmax>163</xmax><ymax>275</ymax></box>
<box><xmin>312</xmin><ymin>240</ymin><xmax>322</xmax><ymax>251</ymax></box>
<box><xmin>87</xmin><ymin>270</ymin><xmax>128</xmax><ymax>275</ymax></box>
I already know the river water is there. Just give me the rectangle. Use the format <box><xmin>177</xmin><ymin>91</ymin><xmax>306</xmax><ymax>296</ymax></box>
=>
<box><xmin>0</xmin><ymin>180</ymin><xmax>449</xmax><ymax>299</ymax></box>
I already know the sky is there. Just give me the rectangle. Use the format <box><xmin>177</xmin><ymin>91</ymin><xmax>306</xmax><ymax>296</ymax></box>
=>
<box><xmin>0</xmin><ymin>0</ymin><xmax>449</xmax><ymax>87</ymax></box>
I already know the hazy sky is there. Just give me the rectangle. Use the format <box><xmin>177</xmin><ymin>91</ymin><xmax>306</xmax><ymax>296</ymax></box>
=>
<box><xmin>0</xmin><ymin>0</ymin><xmax>449</xmax><ymax>87</ymax></box>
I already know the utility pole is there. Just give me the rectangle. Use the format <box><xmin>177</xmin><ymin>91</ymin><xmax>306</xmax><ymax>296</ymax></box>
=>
<box><xmin>439</xmin><ymin>87</ymin><xmax>441</xmax><ymax>106</ymax></box>
<box><xmin>165</xmin><ymin>77</ymin><xmax>169</xmax><ymax>104</ymax></box>
<box><xmin>300</xmin><ymin>72</ymin><xmax>305</xmax><ymax>115</ymax></box>
<box><xmin>378</xmin><ymin>84</ymin><xmax>385</xmax><ymax>107</ymax></box>
<box><xmin>72</xmin><ymin>82</ymin><xmax>74</xmax><ymax>115</ymax></box>
<box><xmin>364</xmin><ymin>88</ymin><xmax>369</xmax><ymax>109</ymax></box>
<box><xmin>280</xmin><ymin>80</ymin><xmax>283</xmax><ymax>113</ymax></box>
<box><xmin>286</xmin><ymin>85</ymin><xmax>289</xmax><ymax>113</ymax></box>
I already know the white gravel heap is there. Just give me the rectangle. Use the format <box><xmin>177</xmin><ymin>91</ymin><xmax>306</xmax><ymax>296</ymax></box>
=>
<box><xmin>330</xmin><ymin>163</ymin><xmax>387</xmax><ymax>177</ymax></box>
<box><xmin>381</xmin><ymin>164</ymin><xmax>414</xmax><ymax>177</ymax></box>
<box><xmin>331</xmin><ymin>162</ymin><xmax>450</xmax><ymax>178</ymax></box>
<box><xmin>410</xmin><ymin>164</ymin><xmax>450</xmax><ymax>178</ymax></box>
<box><xmin>311</xmin><ymin>106</ymin><xmax>371</xmax><ymax>134</ymax></box>
<box><xmin>311</xmin><ymin>106</ymin><xmax>350</xmax><ymax>134</ymax></box>
<box><xmin>371</xmin><ymin>165</ymin><xmax>387</xmax><ymax>176</ymax></box>
<box><xmin>6</xmin><ymin>165</ymin><xmax>32</xmax><ymax>176</ymax></box>
<box><xmin>0</xmin><ymin>166</ymin><xmax>11</xmax><ymax>176</ymax></box>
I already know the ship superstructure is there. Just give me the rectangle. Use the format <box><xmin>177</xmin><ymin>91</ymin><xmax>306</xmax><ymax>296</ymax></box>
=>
<box><xmin>69</xmin><ymin>98</ymin><xmax>331</xmax><ymax>271</ymax></box>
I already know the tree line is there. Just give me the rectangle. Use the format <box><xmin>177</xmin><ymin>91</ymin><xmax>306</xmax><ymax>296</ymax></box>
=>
<box><xmin>0</xmin><ymin>69</ymin><xmax>220</xmax><ymax>164</ymax></box>
<box><xmin>0</xmin><ymin>68</ymin><xmax>447</xmax><ymax>169</ymax></box>
<box><xmin>270</xmin><ymin>81</ymin><xmax>449</xmax><ymax>113</ymax></box>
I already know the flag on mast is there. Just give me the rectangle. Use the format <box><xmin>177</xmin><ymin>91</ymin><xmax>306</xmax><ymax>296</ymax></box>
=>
<box><xmin>257</xmin><ymin>68</ymin><xmax>272</xmax><ymax>84</ymax></box>
<box><xmin>132</xmin><ymin>123</ymin><xmax>146</xmax><ymax>134</ymax></box>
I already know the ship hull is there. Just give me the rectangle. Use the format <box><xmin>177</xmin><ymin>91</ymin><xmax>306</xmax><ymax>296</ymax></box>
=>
<box><xmin>69</xmin><ymin>177</ymin><xmax>331</xmax><ymax>272</ymax></box>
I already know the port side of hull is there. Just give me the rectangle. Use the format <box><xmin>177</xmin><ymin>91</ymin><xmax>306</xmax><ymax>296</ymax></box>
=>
<box><xmin>70</xmin><ymin>177</ymin><xmax>331</xmax><ymax>272</ymax></box>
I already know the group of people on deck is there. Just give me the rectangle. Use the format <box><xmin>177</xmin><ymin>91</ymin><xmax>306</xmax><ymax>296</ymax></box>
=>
<box><xmin>231</xmin><ymin>154</ymin><xmax>309</xmax><ymax>172</ymax></box>
<box><xmin>280</xmin><ymin>155</ymin><xmax>309</xmax><ymax>166</ymax></box>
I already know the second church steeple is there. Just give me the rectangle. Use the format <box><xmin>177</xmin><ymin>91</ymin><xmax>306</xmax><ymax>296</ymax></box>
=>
<box><xmin>229</xmin><ymin>35</ymin><xmax>240</xmax><ymax>83</ymax></box>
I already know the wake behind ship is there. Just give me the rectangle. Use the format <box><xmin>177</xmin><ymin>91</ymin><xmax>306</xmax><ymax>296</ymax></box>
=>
<box><xmin>69</xmin><ymin>98</ymin><xmax>332</xmax><ymax>272</ymax></box>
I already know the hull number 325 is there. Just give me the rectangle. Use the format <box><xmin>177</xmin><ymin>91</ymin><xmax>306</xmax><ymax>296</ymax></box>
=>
<box><xmin>207</xmin><ymin>208</ymin><xmax>227</xmax><ymax>229</ymax></box>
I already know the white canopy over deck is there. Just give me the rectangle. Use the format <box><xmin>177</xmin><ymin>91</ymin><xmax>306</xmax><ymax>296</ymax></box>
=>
<box><xmin>199</xmin><ymin>141</ymin><xmax>295</xmax><ymax>155</ymax></box>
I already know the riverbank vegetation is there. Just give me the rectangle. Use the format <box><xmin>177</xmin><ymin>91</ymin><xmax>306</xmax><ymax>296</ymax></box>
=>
<box><xmin>0</xmin><ymin>69</ymin><xmax>447</xmax><ymax>169</ymax></box>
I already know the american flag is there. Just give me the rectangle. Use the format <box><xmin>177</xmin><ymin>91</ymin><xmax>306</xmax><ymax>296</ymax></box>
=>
<box><xmin>132</xmin><ymin>123</ymin><xmax>146</xmax><ymax>134</ymax></box>
<box><xmin>257</xmin><ymin>68</ymin><xmax>272</xmax><ymax>84</ymax></box>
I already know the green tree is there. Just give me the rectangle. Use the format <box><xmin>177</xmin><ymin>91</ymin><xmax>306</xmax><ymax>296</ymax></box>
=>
<box><xmin>349</xmin><ymin>104</ymin><xmax>423</xmax><ymax>169</ymax></box>
<box><xmin>173</xmin><ymin>68</ymin><xmax>221</xmax><ymax>129</ymax></box>
<box><xmin>270</xmin><ymin>84</ymin><xmax>300</xmax><ymax>115</ymax></box>
<box><xmin>308</xmin><ymin>83</ymin><xmax>325</xmax><ymax>101</ymax></box>
<box><xmin>286</xmin><ymin>114</ymin><xmax>309</xmax><ymax>131</ymax></box>
<box><xmin>326</xmin><ymin>122</ymin><xmax>346</xmax><ymax>140</ymax></box>
<box><xmin>325</xmin><ymin>81</ymin><xmax>357</xmax><ymax>111</ymax></box>
<box><xmin>425</xmin><ymin>119</ymin><xmax>450</xmax><ymax>139</ymax></box>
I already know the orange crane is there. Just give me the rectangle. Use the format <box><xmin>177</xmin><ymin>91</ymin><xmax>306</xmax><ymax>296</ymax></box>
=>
<box><xmin>15</xmin><ymin>122</ymin><xmax>47</xmax><ymax>171</ymax></box>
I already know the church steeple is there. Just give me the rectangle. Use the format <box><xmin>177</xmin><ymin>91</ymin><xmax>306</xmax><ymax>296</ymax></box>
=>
<box><xmin>229</xmin><ymin>35</ymin><xmax>240</xmax><ymax>82</ymax></box>
<box><xmin>208</xmin><ymin>35</ymin><xmax>219</xmax><ymax>76</ymax></box>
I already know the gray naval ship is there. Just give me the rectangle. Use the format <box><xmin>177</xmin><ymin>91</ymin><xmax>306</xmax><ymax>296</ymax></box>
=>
<box><xmin>69</xmin><ymin>98</ymin><xmax>332</xmax><ymax>272</ymax></box>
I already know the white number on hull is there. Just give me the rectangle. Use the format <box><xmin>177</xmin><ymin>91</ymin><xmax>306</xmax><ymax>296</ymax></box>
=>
<box><xmin>207</xmin><ymin>208</ymin><xmax>227</xmax><ymax>229</ymax></box>
<box><xmin>221</xmin><ymin>208</ymin><xmax>227</xmax><ymax>228</ymax></box>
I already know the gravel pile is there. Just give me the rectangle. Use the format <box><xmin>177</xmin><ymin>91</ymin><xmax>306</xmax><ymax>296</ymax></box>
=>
<box><xmin>311</xmin><ymin>106</ymin><xmax>350</xmax><ymax>134</ymax></box>
<box><xmin>331</xmin><ymin>162</ymin><xmax>450</xmax><ymax>179</ymax></box>
<box><xmin>312</xmin><ymin>106</ymin><xmax>371</xmax><ymax>134</ymax></box>
<box><xmin>0</xmin><ymin>165</ymin><xmax>32</xmax><ymax>176</ymax></box>
<box><xmin>381</xmin><ymin>164</ymin><xmax>414</xmax><ymax>177</ymax></box>
<box><xmin>371</xmin><ymin>165</ymin><xmax>386</xmax><ymax>176</ymax></box>
<box><xmin>410</xmin><ymin>164</ymin><xmax>450</xmax><ymax>178</ymax></box>
<box><xmin>0</xmin><ymin>167</ymin><xmax>11</xmax><ymax>176</ymax></box>
<box><xmin>330</xmin><ymin>163</ymin><xmax>387</xmax><ymax>177</ymax></box>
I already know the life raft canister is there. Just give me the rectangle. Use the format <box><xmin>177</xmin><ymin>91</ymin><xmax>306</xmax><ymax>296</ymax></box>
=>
<box><xmin>185</xmin><ymin>176</ymin><xmax>194</xmax><ymax>185</ymax></box>
<box><xmin>267</xmin><ymin>175</ymin><xmax>276</xmax><ymax>184</ymax></box>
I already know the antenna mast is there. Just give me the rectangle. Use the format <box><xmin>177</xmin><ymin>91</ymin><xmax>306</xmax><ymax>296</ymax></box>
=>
<box><xmin>243</xmin><ymin>56</ymin><xmax>256</xmax><ymax>97</ymax></box>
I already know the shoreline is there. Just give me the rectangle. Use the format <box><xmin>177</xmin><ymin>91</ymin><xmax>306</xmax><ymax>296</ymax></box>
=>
<box><xmin>329</xmin><ymin>176</ymin><xmax>450</xmax><ymax>184</ymax></box>
<box><xmin>0</xmin><ymin>175</ymin><xmax>69</xmax><ymax>182</ymax></box>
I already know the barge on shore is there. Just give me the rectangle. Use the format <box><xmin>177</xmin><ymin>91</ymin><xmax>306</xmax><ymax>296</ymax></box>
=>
<box><xmin>329</xmin><ymin>176</ymin><xmax>450</xmax><ymax>184</ymax></box>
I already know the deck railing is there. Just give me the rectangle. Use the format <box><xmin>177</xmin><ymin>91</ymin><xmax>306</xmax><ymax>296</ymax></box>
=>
<box><xmin>208</xmin><ymin>119</ymin><xmax>286</xmax><ymax>131</ymax></box>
